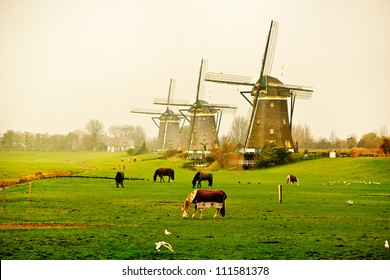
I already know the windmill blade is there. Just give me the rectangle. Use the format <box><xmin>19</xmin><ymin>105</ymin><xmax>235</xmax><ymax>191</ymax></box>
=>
<box><xmin>205</xmin><ymin>72</ymin><xmax>253</xmax><ymax>86</ymax></box>
<box><xmin>267</xmin><ymin>82</ymin><xmax>313</xmax><ymax>93</ymax></box>
<box><xmin>245</xmin><ymin>20</ymin><xmax>279</xmax><ymax>149</ymax></box>
<box><xmin>201</xmin><ymin>103</ymin><xmax>238</xmax><ymax>110</ymax></box>
<box><xmin>196</xmin><ymin>59</ymin><xmax>208</xmax><ymax>100</ymax></box>
<box><xmin>154</xmin><ymin>97</ymin><xmax>191</xmax><ymax>106</ymax></box>
<box><xmin>216</xmin><ymin>107</ymin><xmax>237</xmax><ymax>114</ymax></box>
<box><xmin>291</xmin><ymin>90</ymin><xmax>313</xmax><ymax>99</ymax></box>
<box><xmin>130</xmin><ymin>107</ymin><xmax>162</xmax><ymax>115</ymax></box>
<box><xmin>151</xmin><ymin>78</ymin><xmax>179</xmax><ymax>107</ymax></box>
<box><xmin>262</xmin><ymin>20</ymin><xmax>278</xmax><ymax>76</ymax></box>
<box><xmin>161</xmin><ymin>80</ymin><xmax>174</xmax><ymax>150</ymax></box>
<box><xmin>167</xmin><ymin>78</ymin><xmax>176</xmax><ymax>104</ymax></box>
<box><xmin>267</xmin><ymin>82</ymin><xmax>313</xmax><ymax>99</ymax></box>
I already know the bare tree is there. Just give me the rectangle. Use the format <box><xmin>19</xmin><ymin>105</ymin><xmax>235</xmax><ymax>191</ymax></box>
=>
<box><xmin>329</xmin><ymin>130</ymin><xmax>341</xmax><ymax>149</ymax></box>
<box><xmin>108</xmin><ymin>125</ymin><xmax>123</xmax><ymax>149</ymax></box>
<box><xmin>292</xmin><ymin>124</ymin><xmax>314</xmax><ymax>149</ymax></box>
<box><xmin>378</xmin><ymin>125</ymin><xmax>389</xmax><ymax>138</ymax></box>
<box><xmin>212</xmin><ymin>135</ymin><xmax>237</xmax><ymax>167</ymax></box>
<box><xmin>357</xmin><ymin>132</ymin><xmax>379</xmax><ymax>149</ymax></box>
<box><xmin>228</xmin><ymin>116</ymin><xmax>248</xmax><ymax>146</ymax></box>
<box><xmin>346</xmin><ymin>135</ymin><xmax>357</xmax><ymax>149</ymax></box>
<box><xmin>85</xmin><ymin>119</ymin><xmax>105</xmax><ymax>151</ymax></box>
<box><xmin>131</xmin><ymin>126</ymin><xmax>146</xmax><ymax>149</ymax></box>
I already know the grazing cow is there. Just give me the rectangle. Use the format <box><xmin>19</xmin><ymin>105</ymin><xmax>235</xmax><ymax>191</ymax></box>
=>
<box><xmin>181</xmin><ymin>189</ymin><xmax>227</xmax><ymax>219</ymax></box>
<box><xmin>115</xmin><ymin>171</ymin><xmax>125</xmax><ymax>188</ymax></box>
<box><xmin>287</xmin><ymin>174</ymin><xmax>299</xmax><ymax>185</ymax></box>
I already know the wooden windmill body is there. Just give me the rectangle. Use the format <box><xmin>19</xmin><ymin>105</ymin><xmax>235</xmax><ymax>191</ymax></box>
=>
<box><xmin>155</xmin><ymin>107</ymin><xmax>181</xmax><ymax>151</ymax></box>
<box><xmin>187</xmin><ymin>99</ymin><xmax>219</xmax><ymax>152</ymax></box>
<box><xmin>204</xmin><ymin>20</ymin><xmax>313</xmax><ymax>151</ymax></box>
<box><xmin>247</xmin><ymin>76</ymin><xmax>294</xmax><ymax>149</ymax></box>
<box><xmin>154</xmin><ymin>59</ymin><xmax>237</xmax><ymax>154</ymax></box>
<box><xmin>130</xmin><ymin>79</ymin><xmax>182</xmax><ymax>151</ymax></box>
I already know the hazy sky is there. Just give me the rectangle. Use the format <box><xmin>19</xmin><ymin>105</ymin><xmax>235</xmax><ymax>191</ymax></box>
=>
<box><xmin>1</xmin><ymin>0</ymin><xmax>389</xmax><ymax>140</ymax></box>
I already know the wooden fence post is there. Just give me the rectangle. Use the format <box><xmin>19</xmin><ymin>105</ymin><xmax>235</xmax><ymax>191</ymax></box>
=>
<box><xmin>278</xmin><ymin>184</ymin><xmax>282</xmax><ymax>204</ymax></box>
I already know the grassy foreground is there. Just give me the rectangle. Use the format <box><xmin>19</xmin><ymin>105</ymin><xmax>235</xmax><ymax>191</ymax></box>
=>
<box><xmin>0</xmin><ymin>151</ymin><xmax>389</xmax><ymax>260</ymax></box>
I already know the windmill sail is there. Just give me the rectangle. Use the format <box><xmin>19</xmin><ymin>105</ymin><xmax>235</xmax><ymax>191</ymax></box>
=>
<box><xmin>205</xmin><ymin>72</ymin><xmax>253</xmax><ymax>86</ymax></box>
<box><xmin>160</xmin><ymin>59</ymin><xmax>238</xmax><ymax>154</ymax></box>
<box><xmin>166</xmin><ymin>78</ymin><xmax>175</xmax><ymax>105</ymax></box>
<box><xmin>130</xmin><ymin>108</ymin><xmax>162</xmax><ymax>115</ymax></box>
<box><xmin>196</xmin><ymin>58</ymin><xmax>208</xmax><ymax>100</ymax></box>
<box><xmin>246</xmin><ymin>20</ymin><xmax>279</xmax><ymax>149</ymax></box>
<box><xmin>130</xmin><ymin>78</ymin><xmax>183</xmax><ymax>151</ymax></box>
<box><xmin>187</xmin><ymin>59</ymin><xmax>207</xmax><ymax>152</ymax></box>
<box><xmin>262</xmin><ymin>20</ymin><xmax>278</xmax><ymax>77</ymax></box>
<box><xmin>203</xmin><ymin>20</ymin><xmax>313</xmax><ymax>151</ymax></box>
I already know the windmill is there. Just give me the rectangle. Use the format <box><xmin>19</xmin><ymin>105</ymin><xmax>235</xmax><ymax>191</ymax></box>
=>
<box><xmin>130</xmin><ymin>79</ymin><xmax>183</xmax><ymax>151</ymax></box>
<box><xmin>204</xmin><ymin>20</ymin><xmax>313</xmax><ymax>151</ymax></box>
<box><xmin>154</xmin><ymin>59</ymin><xmax>237</xmax><ymax>155</ymax></box>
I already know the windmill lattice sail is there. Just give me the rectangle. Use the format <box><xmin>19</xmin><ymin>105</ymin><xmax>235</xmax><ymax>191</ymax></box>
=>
<box><xmin>130</xmin><ymin>79</ymin><xmax>183</xmax><ymax>151</ymax></box>
<box><xmin>204</xmin><ymin>20</ymin><xmax>313</xmax><ymax>151</ymax></box>
<box><xmin>157</xmin><ymin>59</ymin><xmax>237</xmax><ymax>154</ymax></box>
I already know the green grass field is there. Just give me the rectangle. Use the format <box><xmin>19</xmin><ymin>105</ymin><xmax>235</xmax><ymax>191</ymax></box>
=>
<box><xmin>0</xmin><ymin>151</ymin><xmax>389</xmax><ymax>260</ymax></box>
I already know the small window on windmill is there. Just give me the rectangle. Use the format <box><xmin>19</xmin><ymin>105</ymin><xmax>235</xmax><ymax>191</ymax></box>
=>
<box><xmin>282</xmin><ymin>119</ymin><xmax>287</xmax><ymax>125</ymax></box>
<box><xmin>256</xmin><ymin>118</ymin><xmax>260</xmax><ymax>125</ymax></box>
<box><xmin>270</xmin><ymin>101</ymin><xmax>274</xmax><ymax>108</ymax></box>
<box><xmin>203</xmin><ymin>135</ymin><xmax>206</xmax><ymax>141</ymax></box>
<box><xmin>270</xmin><ymin>129</ymin><xmax>274</xmax><ymax>135</ymax></box>
<box><xmin>203</xmin><ymin>117</ymin><xmax>206</xmax><ymax>121</ymax></box>
<box><xmin>212</xmin><ymin>128</ymin><xmax>215</xmax><ymax>133</ymax></box>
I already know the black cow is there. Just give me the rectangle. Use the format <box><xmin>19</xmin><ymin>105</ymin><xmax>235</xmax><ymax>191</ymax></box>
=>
<box><xmin>115</xmin><ymin>171</ymin><xmax>125</xmax><ymax>188</ymax></box>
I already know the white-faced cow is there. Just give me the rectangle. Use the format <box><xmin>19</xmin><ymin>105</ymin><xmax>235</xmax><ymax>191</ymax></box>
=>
<box><xmin>115</xmin><ymin>171</ymin><xmax>125</xmax><ymax>188</ymax></box>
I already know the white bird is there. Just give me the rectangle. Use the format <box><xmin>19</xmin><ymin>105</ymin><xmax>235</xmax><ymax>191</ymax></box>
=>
<box><xmin>165</xmin><ymin>229</ymin><xmax>172</xmax><ymax>235</ymax></box>
<box><xmin>385</xmin><ymin>240</ymin><xmax>389</xmax><ymax>250</ymax></box>
<box><xmin>155</xmin><ymin>241</ymin><xmax>174</xmax><ymax>252</ymax></box>
<box><xmin>346</xmin><ymin>200</ymin><xmax>353</xmax><ymax>205</ymax></box>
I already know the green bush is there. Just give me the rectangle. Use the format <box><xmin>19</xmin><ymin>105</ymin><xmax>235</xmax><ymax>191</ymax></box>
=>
<box><xmin>257</xmin><ymin>142</ymin><xmax>292</xmax><ymax>168</ymax></box>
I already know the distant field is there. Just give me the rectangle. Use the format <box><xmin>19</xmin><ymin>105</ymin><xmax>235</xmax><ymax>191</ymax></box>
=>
<box><xmin>0</xmin><ymin>151</ymin><xmax>389</xmax><ymax>260</ymax></box>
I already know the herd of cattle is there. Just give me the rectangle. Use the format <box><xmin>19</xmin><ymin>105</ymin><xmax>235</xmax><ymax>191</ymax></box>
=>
<box><xmin>114</xmin><ymin>169</ymin><xmax>299</xmax><ymax>219</ymax></box>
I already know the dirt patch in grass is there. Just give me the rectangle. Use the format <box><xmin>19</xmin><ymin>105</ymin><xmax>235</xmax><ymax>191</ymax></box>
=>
<box><xmin>0</xmin><ymin>171</ymin><xmax>76</xmax><ymax>188</ymax></box>
<box><xmin>0</xmin><ymin>171</ymin><xmax>145</xmax><ymax>189</ymax></box>
<box><xmin>0</xmin><ymin>223</ymin><xmax>139</xmax><ymax>229</ymax></box>
<box><xmin>0</xmin><ymin>223</ymin><xmax>91</xmax><ymax>229</ymax></box>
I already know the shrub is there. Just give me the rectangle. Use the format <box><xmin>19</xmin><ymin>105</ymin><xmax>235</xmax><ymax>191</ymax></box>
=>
<box><xmin>257</xmin><ymin>142</ymin><xmax>292</xmax><ymax>168</ymax></box>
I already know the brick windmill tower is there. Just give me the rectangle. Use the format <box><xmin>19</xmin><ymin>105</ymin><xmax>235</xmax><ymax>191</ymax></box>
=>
<box><xmin>204</xmin><ymin>20</ymin><xmax>313</xmax><ymax>151</ymax></box>
<box><xmin>155</xmin><ymin>59</ymin><xmax>237</xmax><ymax>155</ymax></box>
<box><xmin>130</xmin><ymin>79</ymin><xmax>183</xmax><ymax>151</ymax></box>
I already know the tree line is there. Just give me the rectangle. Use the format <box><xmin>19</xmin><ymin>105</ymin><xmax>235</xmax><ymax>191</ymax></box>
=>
<box><xmin>290</xmin><ymin>124</ymin><xmax>389</xmax><ymax>151</ymax></box>
<box><xmin>1</xmin><ymin>117</ymin><xmax>389</xmax><ymax>155</ymax></box>
<box><xmin>227</xmin><ymin>116</ymin><xmax>389</xmax><ymax>151</ymax></box>
<box><xmin>0</xmin><ymin>119</ymin><xmax>147</xmax><ymax>152</ymax></box>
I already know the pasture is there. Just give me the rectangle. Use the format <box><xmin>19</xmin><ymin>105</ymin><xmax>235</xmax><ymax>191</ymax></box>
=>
<box><xmin>0</xmin><ymin>151</ymin><xmax>389</xmax><ymax>260</ymax></box>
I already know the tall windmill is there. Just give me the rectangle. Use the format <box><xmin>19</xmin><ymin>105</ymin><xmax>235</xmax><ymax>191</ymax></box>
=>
<box><xmin>204</xmin><ymin>20</ymin><xmax>313</xmax><ymax>151</ymax></box>
<box><xmin>154</xmin><ymin>59</ymin><xmax>237</xmax><ymax>155</ymax></box>
<box><xmin>130</xmin><ymin>79</ymin><xmax>183</xmax><ymax>151</ymax></box>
